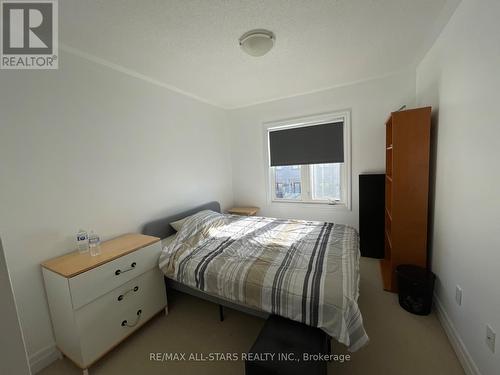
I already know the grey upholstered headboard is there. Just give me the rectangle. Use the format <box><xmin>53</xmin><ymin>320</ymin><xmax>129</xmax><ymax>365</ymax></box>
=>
<box><xmin>141</xmin><ymin>201</ymin><xmax>221</xmax><ymax>239</ymax></box>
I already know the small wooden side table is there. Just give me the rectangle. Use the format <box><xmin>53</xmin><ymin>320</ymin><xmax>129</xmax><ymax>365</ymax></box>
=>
<box><xmin>227</xmin><ymin>207</ymin><xmax>259</xmax><ymax>216</ymax></box>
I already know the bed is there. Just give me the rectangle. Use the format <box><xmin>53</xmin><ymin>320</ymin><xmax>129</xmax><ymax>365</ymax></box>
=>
<box><xmin>142</xmin><ymin>201</ymin><xmax>368</xmax><ymax>351</ymax></box>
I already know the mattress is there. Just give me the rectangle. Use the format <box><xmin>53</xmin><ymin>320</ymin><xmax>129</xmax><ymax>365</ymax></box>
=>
<box><xmin>158</xmin><ymin>210</ymin><xmax>368</xmax><ymax>351</ymax></box>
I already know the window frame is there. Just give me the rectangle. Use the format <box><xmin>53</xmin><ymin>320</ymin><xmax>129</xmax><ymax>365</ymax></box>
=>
<box><xmin>263</xmin><ymin>110</ymin><xmax>352</xmax><ymax>210</ymax></box>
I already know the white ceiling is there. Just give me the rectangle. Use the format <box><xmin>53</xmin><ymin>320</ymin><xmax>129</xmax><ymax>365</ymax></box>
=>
<box><xmin>60</xmin><ymin>0</ymin><xmax>459</xmax><ymax>108</ymax></box>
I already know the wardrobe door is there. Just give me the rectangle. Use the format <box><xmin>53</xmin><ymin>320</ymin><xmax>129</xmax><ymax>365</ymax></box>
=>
<box><xmin>0</xmin><ymin>238</ymin><xmax>31</xmax><ymax>375</ymax></box>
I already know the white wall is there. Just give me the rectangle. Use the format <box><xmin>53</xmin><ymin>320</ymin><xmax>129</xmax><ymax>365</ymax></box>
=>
<box><xmin>0</xmin><ymin>50</ymin><xmax>233</xmax><ymax>368</ymax></box>
<box><xmin>228</xmin><ymin>70</ymin><xmax>416</xmax><ymax>228</ymax></box>
<box><xmin>416</xmin><ymin>1</ymin><xmax>500</xmax><ymax>374</ymax></box>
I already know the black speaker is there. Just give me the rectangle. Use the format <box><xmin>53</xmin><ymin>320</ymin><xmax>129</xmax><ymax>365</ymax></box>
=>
<box><xmin>359</xmin><ymin>174</ymin><xmax>385</xmax><ymax>258</ymax></box>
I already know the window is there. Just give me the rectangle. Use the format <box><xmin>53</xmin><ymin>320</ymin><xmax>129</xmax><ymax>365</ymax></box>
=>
<box><xmin>274</xmin><ymin>165</ymin><xmax>302</xmax><ymax>199</ymax></box>
<box><xmin>265</xmin><ymin>111</ymin><xmax>351</xmax><ymax>208</ymax></box>
<box><xmin>311</xmin><ymin>163</ymin><xmax>341</xmax><ymax>201</ymax></box>
<box><xmin>271</xmin><ymin>163</ymin><xmax>344</xmax><ymax>203</ymax></box>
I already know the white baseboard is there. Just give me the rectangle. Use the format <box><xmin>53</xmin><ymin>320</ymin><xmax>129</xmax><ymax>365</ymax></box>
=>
<box><xmin>29</xmin><ymin>344</ymin><xmax>61</xmax><ymax>374</ymax></box>
<box><xmin>434</xmin><ymin>294</ymin><xmax>481</xmax><ymax>375</ymax></box>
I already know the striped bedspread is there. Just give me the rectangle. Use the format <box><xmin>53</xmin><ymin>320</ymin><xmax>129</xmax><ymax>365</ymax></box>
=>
<box><xmin>159</xmin><ymin>210</ymin><xmax>368</xmax><ymax>351</ymax></box>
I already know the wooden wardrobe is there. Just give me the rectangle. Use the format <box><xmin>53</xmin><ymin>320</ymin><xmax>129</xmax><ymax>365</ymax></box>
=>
<box><xmin>381</xmin><ymin>107</ymin><xmax>431</xmax><ymax>292</ymax></box>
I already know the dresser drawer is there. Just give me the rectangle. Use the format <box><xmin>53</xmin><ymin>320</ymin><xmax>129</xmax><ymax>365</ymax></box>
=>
<box><xmin>69</xmin><ymin>241</ymin><xmax>162</xmax><ymax>309</ymax></box>
<box><xmin>75</xmin><ymin>268</ymin><xmax>167</xmax><ymax>365</ymax></box>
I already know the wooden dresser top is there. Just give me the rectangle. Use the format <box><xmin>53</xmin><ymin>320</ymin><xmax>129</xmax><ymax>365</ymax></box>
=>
<box><xmin>41</xmin><ymin>233</ymin><xmax>160</xmax><ymax>278</ymax></box>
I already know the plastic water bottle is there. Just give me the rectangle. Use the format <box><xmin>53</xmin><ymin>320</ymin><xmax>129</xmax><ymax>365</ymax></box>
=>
<box><xmin>88</xmin><ymin>231</ymin><xmax>101</xmax><ymax>257</ymax></box>
<box><xmin>76</xmin><ymin>229</ymin><xmax>89</xmax><ymax>254</ymax></box>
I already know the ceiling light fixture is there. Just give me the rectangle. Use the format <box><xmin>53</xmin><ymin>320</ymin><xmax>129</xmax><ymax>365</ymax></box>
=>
<box><xmin>239</xmin><ymin>29</ymin><xmax>275</xmax><ymax>57</ymax></box>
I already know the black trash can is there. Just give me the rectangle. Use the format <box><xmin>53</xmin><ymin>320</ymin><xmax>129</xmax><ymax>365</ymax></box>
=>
<box><xmin>396</xmin><ymin>265</ymin><xmax>435</xmax><ymax>315</ymax></box>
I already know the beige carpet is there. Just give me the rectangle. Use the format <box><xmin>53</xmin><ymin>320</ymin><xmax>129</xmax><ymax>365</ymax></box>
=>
<box><xmin>40</xmin><ymin>258</ymin><xmax>464</xmax><ymax>375</ymax></box>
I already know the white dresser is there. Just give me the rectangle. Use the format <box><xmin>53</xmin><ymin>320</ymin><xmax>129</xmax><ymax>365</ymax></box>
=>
<box><xmin>42</xmin><ymin>234</ymin><xmax>167</xmax><ymax>375</ymax></box>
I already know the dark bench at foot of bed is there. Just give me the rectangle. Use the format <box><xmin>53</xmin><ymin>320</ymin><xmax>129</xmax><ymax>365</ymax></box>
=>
<box><xmin>245</xmin><ymin>315</ymin><xmax>329</xmax><ymax>375</ymax></box>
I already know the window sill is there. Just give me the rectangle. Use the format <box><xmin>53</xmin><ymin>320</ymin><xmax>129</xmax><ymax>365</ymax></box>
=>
<box><xmin>270</xmin><ymin>199</ymin><xmax>350</xmax><ymax>210</ymax></box>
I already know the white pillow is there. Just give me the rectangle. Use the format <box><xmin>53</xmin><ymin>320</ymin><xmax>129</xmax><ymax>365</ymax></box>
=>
<box><xmin>169</xmin><ymin>210</ymin><xmax>220</xmax><ymax>232</ymax></box>
<box><xmin>169</xmin><ymin>217</ymin><xmax>187</xmax><ymax>232</ymax></box>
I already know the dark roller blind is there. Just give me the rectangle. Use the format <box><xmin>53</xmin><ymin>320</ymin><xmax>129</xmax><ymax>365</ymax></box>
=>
<box><xmin>269</xmin><ymin>122</ymin><xmax>344</xmax><ymax>166</ymax></box>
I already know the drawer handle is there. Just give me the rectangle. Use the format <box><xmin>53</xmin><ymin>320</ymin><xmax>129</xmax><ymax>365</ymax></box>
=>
<box><xmin>117</xmin><ymin>286</ymin><xmax>139</xmax><ymax>301</ymax></box>
<box><xmin>115</xmin><ymin>262</ymin><xmax>137</xmax><ymax>276</ymax></box>
<box><xmin>121</xmin><ymin>309</ymin><xmax>142</xmax><ymax>328</ymax></box>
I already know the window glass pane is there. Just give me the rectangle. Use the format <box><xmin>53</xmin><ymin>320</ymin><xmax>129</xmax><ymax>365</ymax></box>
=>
<box><xmin>311</xmin><ymin>163</ymin><xmax>341</xmax><ymax>201</ymax></box>
<box><xmin>274</xmin><ymin>165</ymin><xmax>301</xmax><ymax>199</ymax></box>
